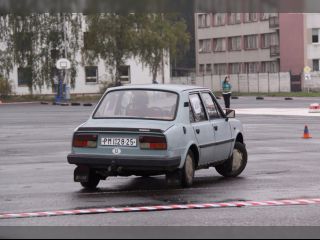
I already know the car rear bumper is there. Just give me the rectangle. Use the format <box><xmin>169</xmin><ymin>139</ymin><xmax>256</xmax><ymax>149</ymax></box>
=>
<box><xmin>67</xmin><ymin>154</ymin><xmax>181</xmax><ymax>171</ymax></box>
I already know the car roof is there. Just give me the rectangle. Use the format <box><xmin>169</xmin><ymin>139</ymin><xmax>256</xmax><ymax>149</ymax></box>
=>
<box><xmin>107</xmin><ymin>84</ymin><xmax>209</xmax><ymax>93</ymax></box>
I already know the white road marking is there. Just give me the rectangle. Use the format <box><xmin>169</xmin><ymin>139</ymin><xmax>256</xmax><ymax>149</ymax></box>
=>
<box><xmin>236</xmin><ymin>108</ymin><xmax>320</xmax><ymax>117</ymax></box>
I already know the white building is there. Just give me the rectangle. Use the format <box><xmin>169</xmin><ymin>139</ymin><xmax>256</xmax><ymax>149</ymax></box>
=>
<box><xmin>10</xmin><ymin>56</ymin><xmax>171</xmax><ymax>95</ymax></box>
<box><xmin>4</xmin><ymin>15</ymin><xmax>171</xmax><ymax>95</ymax></box>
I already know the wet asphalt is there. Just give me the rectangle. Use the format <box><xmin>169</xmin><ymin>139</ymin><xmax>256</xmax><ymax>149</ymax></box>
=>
<box><xmin>0</xmin><ymin>97</ymin><xmax>320</xmax><ymax>226</ymax></box>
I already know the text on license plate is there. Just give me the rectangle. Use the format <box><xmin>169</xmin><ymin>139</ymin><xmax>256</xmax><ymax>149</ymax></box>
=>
<box><xmin>101</xmin><ymin>138</ymin><xmax>137</xmax><ymax>147</ymax></box>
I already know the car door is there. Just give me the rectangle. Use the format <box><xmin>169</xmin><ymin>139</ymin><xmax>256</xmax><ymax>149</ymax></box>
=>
<box><xmin>189</xmin><ymin>93</ymin><xmax>216</xmax><ymax>165</ymax></box>
<box><xmin>200</xmin><ymin>91</ymin><xmax>233</xmax><ymax>162</ymax></box>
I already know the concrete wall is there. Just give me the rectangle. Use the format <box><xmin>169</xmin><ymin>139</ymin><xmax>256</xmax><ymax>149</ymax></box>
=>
<box><xmin>171</xmin><ymin>72</ymin><xmax>291</xmax><ymax>93</ymax></box>
<box><xmin>304</xmin><ymin>72</ymin><xmax>320</xmax><ymax>90</ymax></box>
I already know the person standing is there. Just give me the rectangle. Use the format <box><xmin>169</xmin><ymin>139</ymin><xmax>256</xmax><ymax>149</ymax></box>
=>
<box><xmin>222</xmin><ymin>76</ymin><xmax>232</xmax><ymax>109</ymax></box>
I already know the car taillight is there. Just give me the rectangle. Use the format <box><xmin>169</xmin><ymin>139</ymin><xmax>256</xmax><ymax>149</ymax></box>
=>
<box><xmin>139</xmin><ymin>136</ymin><xmax>167</xmax><ymax>150</ymax></box>
<box><xmin>73</xmin><ymin>134</ymin><xmax>98</xmax><ymax>148</ymax></box>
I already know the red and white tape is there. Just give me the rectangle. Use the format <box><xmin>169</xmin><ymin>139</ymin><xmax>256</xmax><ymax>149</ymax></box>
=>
<box><xmin>1</xmin><ymin>198</ymin><xmax>320</xmax><ymax>220</ymax></box>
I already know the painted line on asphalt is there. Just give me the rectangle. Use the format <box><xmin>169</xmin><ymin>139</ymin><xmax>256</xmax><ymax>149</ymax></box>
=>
<box><xmin>1</xmin><ymin>198</ymin><xmax>320</xmax><ymax>220</ymax></box>
<box><xmin>236</xmin><ymin>108</ymin><xmax>320</xmax><ymax>117</ymax></box>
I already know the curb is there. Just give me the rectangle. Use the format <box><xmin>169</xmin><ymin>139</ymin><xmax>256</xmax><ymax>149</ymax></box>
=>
<box><xmin>0</xmin><ymin>102</ymin><xmax>39</xmax><ymax>105</ymax></box>
<box><xmin>83</xmin><ymin>103</ymin><xmax>93</xmax><ymax>107</ymax></box>
<box><xmin>0</xmin><ymin>198</ymin><xmax>319</xmax><ymax>220</ymax></box>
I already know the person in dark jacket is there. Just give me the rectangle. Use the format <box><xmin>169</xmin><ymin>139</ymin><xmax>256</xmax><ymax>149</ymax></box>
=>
<box><xmin>222</xmin><ymin>76</ymin><xmax>232</xmax><ymax>109</ymax></box>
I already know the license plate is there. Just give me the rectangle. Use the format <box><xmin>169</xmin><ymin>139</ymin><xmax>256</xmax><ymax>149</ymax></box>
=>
<box><xmin>101</xmin><ymin>137</ymin><xmax>137</xmax><ymax>147</ymax></box>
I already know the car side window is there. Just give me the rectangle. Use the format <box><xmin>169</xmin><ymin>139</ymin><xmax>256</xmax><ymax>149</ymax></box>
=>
<box><xmin>189</xmin><ymin>105</ymin><xmax>196</xmax><ymax>123</ymax></box>
<box><xmin>189</xmin><ymin>94</ymin><xmax>208</xmax><ymax>122</ymax></box>
<box><xmin>201</xmin><ymin>92</ymin><xmax>221</xmax><ymax>120</ymax></box>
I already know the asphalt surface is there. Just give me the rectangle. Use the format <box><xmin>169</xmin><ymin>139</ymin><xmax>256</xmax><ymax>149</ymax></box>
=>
<box><xmin>1</xmin><ymin>97</ymin><xmax>320</xmax><ymax>226</ymax></box>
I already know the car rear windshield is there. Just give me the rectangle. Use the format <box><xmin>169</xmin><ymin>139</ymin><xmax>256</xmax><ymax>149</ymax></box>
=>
<box><xmin>94</xmin><ymin>90</ymin><xmax>179</xmax><ymax>121</ymax></box>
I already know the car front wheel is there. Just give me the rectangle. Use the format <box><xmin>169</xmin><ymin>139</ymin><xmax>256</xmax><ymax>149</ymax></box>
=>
<box><xmin>215</xmin><ymin>142</ymin><xmax>248</xmax><ymax>178</ymax></box>
<box><xmin>166</xmin><ymin>150</ymin><xmax>195</xmax><ymax>188</ymax></box>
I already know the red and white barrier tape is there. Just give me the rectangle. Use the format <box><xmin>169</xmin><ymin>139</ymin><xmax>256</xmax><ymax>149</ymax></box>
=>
<box><xmin>1</xmin><ymin>198</ymin><xmax>320</xmax><ymax>220</ymax></box>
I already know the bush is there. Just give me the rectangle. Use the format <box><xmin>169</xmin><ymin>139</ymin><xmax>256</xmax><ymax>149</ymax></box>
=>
<box><xmin>0</xmin><ymin>76</ymin><xmax>12</xmax><ymax>99</ymax></box>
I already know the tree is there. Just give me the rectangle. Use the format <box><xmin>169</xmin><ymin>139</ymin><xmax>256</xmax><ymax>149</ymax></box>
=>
<box><xmin>84</xmin><ymin>14</ymin><xmax>139</xmax><ymax>85</ymax></box>
<box><xmin>137</xmin><ymin>14</ymin><xmax>190</xmax><ymax>83</ymax></box>
<box><xmin>0</xmin><ymin>13</ymin><xmax>83</xmax><ymax>94</ymax></box>
<box><xmin>85</xmin><ymin>13</ymin><xmax>190</xmax><ymax>84</ymax></box>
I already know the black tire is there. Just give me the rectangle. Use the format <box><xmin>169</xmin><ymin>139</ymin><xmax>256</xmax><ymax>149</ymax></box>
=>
<box><xmin>216</xmin><ymin>142</ymin><xmax>248</xmax><ymax>178</ymax></box>
<box><xmin>181</xmin><ymin>150</ymin><xmax>196</xmax><ymax>188</ymax></box>
<box><xmin>80</xmin><ymin>172</ymin><xmax>101</xmax><ymax>190</ymax></box>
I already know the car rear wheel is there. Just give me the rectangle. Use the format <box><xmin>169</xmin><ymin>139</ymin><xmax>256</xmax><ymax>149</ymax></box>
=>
<box><xmin>216</xmin><ymin>142</ymin><xmax>247</xmax><ymax>178</ymax></box>
<box><xmin>181</xmin><ymin>150</ymin><xmax>196</xmax><ymax>188</ymax></box>
<box><xmin>80</xmin><ymin>171</ymin><xmax>101</xmax><ymax>190</ymax></box>
<box><xmin>166</xmin><ymin>150</ymin><xmax>195</xmax><ymax>188</ymax></box>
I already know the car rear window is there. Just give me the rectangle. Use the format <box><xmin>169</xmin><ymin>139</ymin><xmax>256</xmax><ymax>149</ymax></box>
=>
<box><xmin>94</xmin><ymin>90</ymin><xmax>179</xmax><ymax>121</ymax></box>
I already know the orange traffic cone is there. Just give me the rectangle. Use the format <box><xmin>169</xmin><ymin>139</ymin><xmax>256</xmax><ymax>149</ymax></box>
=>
<box><xmin>303</xmin><ymin>125</ymin><xmax>312</xmax><ymax>139</ymax></box>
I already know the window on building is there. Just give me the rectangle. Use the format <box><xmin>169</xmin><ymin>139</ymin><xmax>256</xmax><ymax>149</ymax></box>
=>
<box><xmin>261</xmin><ymin>61</ymin><xmax>280</xmax><ymax>73</ymax></box>
<box><xmin>84</xmin><ymin>32</ymin><xmax>98</xmax><ymax>50</ymax></box>
<box><xmin>260</xmin><ymin>13</ymin><xmax>278</xmax><ymax>21</ymax></box>
<box><xmin>312</xmin><ymin>29</ymin><xmax>319</xmax><ymax>43</ymax></box>
<box><xmin>206</xmin><ymin>64</ymin><xmax>212</xmax><ymax>74</ymax></box>
<box><xmin>198</xmin><ymin>14</ymin><xmax>211</xmax><ymax>28</ymax></box>
<box><xmin>18</xmin><ymin>67</ymin><xmax>32</xmax><ymax>86</ymax></box>
<box><xmin>244</xmin><ymin>62</ymin><xmax>260</xmax><ymax>73</ymax></box>
<box><xmin>85</xmin><ymin>66</ymin><xmax>98</xmax><ymax>84</ymax></box>
<box><xmin>199</xmin><ymin>64</ymin><xmax>205</xmax><ymax>74</ymax></box>
<box><xmin>260</xmin><ymin>13</ymin><xmax>269</xmax><ymax>21</ymax></box>
<box><xmin>313</xmin><ymin>60</ymin><xmax>320</xmax><ymax>71</ymax></box>
<box><xmin>228</xmin><ymin>13</ymin><xmax>242</xmax><ymax>25</ymax></box>
<box><xmin>15</xmin><ymin>32</ymin><xmax>32</xmax><ymax>51</ymax></box>
<box><xmin>229</xmin><ymin>36</ymin><xmax>242</xmax><ymax>51</ymax></box>
<box><xmin>119</xmin><ymin>65</ymin><xmax>131</xmax><ymax>83</ymax></box>
<box><xmin>199</xmin><ymin>39</ymin><xmax>212</xmax><ymax>53</ymax></box>
<box><xmin>213</xmin><ymin>13</ymin><xmax>226</xmax><ymax>26</ymax></box>
<box><xmin>244</xmin><ymin>35</ymin><xmax>259</xmax><ymax>50</ymax></box>
<box><xmin>214</xmin><ymin>64</ymin><xmax>227</xmax><ymax>75</ymax></box>
<box><xmin>244</xmin><ymin>13</ymin><xmax>258</xmax><ymax>23</ymax></box>
<box><xmin>261</xmin><ymin>33</ymin><xmax>279</xmax><ymax>48</ymax></box>
<box><xmin>213</xmin><ymin>38</ymin><xmax>227</xmax><ymax>52</ymax></box>
<box><xmin>229</xmin><ymin>63</ymin><xmax>242</xmax><ymax>74</ymax></box>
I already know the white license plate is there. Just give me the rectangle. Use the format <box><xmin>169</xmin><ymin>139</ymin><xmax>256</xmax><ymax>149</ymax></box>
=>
<box><xmin>101</xmin><ymin>138</ymin><xmax>137</xmax><ymax>147</ymax></box>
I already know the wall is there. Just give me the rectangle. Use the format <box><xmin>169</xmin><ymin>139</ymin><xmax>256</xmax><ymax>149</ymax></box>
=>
<box><xmin>279</xmin><ymin>13</ymin><xmax>305</xmax><ymax>75</ymax></box>
<box><xmin>171</xmin><ymin>72</ymin><xmax>291</xmax><ymax>93</ymax></box>
<box><xmin>304</xmin><ymin>72</ymin><xmax>320</xmax><ymax>90</ymax></box>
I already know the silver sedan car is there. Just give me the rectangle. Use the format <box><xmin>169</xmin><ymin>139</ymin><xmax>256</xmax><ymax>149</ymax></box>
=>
<box><xmin>68</xmin><ymin>85</ymin><xmax>248</xmax><ymax>189</ymax></box>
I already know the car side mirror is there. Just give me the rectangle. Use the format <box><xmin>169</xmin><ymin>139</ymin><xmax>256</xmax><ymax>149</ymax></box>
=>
<box><xmin>225</xmin><ymin>109</ymin><xmax>236</xmax><ymax>119</ymax></box>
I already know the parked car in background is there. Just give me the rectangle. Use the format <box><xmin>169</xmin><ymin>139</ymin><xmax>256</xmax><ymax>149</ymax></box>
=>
<box><xmin>67</xmin><ymin>85</ymin><xmax>248</xmax><ymax>189</ymax></box>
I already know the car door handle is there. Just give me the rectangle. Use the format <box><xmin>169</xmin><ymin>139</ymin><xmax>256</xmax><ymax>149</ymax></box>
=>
<box><xmin>214</xmin><ymin>126</ymin><xmax>218</xmax><ymax>131</ymax></box>
<box><xmin>196</xmin><ymin>129</ymin><xmax>200</xmax><ymax>134</ymax></box>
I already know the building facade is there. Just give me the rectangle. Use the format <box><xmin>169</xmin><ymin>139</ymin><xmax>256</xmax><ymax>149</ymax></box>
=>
<box><xmin>11</xmin><ymin>56</ymin><xmax>171</xmax><ymax>95</ymax></box>
<box><xmin>4</xmin><ymin>16</ymin><xmax>171</xmax><ymax>96</ymax></box>
<box><xmin>195</xmin><ymin>13</ymin><xmax>320</xmax><ymax>91</ymax></box>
